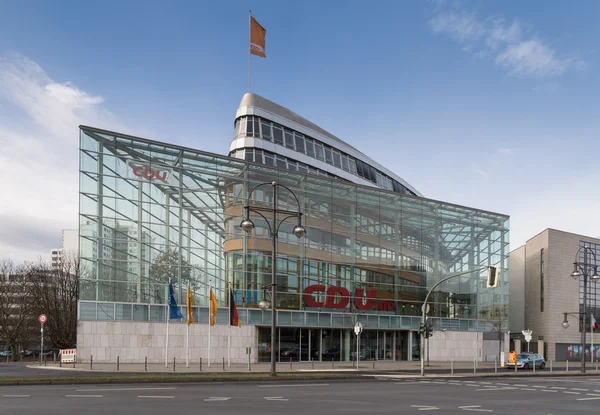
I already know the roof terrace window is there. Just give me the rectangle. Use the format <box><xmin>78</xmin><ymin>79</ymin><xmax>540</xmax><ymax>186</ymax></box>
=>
<box><xmin>261</xmin><ymin>121</ymin><xmax>272</xmax><ymax>141</ymax></box>
<box><xmin>314</xmin><ymin>142</ymin><xmax>325</xmax><ymax>161</ymax></box>
<box><xmin>305</xmin><ymin>139</ymin><xmax>315</xmax><ymax>158</ymax></box>
<box><xmin>294</xmin><ymin>133</ymin><xmax>305</xmax><ymax>154</ymax></box>
<box><xmin>324</xmin><ymin>147</ymin><xmax>333</xmax><ymax>164</ymax></box>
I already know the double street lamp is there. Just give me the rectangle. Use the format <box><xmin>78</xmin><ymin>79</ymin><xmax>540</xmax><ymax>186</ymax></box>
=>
<box><xmin>563</xmin><ymin>247</ymin><xmax>599</xmax><ymax>373</ymax></box>
<box><xmin>240</xmin><ymin>181</ymin><xmax>306</xmax><ymax>376</ymax></box>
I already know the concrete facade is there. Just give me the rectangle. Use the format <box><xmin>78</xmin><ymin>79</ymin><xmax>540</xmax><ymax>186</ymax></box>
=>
<box><xmin>509</xmin><ymin>229</ymin><xmax>600</xmax><ymax>360</ymax></box>
<box><xmin>77</xmin><ymin>321</ymin><xmax>257</xmax><ymax>364</ymax></box>
<box><xmin>428</xmin><ymin>331</ymin><xmax>509</xmax><ymax>362</ymax></box>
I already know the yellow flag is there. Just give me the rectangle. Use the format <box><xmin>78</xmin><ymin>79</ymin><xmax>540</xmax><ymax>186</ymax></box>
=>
<box><xmin>250</xmin><ymin>16</ymin><xmax>266</xmax><ymax>58</ymax></box>
<box><xmin>209</xmin><ymin>288</ymin><xmax>218</xmax><ymax>326</ymax></box>
<box><xmin>187</xmin><ymin>284</ymin><xmax>194</xmax><ymax>325</ymax></box>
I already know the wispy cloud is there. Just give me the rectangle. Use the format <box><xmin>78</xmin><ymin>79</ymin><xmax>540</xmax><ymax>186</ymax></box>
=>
<box><xmin>497</xmin><ymin>147</ymin><xmax>513</xmax><ymax>156</ymax></box>
<box><xmin>429</xmin><ymin>9</ymin><xmax>583</xmax><ymax>79</ymax></box>
<box><xmin>471</xmin><ymin>166</ymin><xmax>489</xmax><ymax>178</ymax></box>
<box><xmin>0</xmin><ymin>52</ymin><xmax>123</xmax><ymax>262</ymax></box>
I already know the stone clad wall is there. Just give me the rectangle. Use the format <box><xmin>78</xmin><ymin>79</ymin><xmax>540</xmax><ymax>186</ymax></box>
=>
<box><xmin>77</xmin><ymin>321</ymin><xmax>257</xmax><ymax>364</ymax></box>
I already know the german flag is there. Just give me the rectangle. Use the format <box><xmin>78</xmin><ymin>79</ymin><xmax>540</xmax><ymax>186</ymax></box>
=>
<box><xmin>229</xmin><ymin>288</ymin><xmax>241</xmax><ymax>328</ymax></box>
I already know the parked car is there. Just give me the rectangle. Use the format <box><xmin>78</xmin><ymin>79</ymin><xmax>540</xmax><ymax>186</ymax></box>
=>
<box><xmin>281</xmin><ymin>347</ymin><xmax>309</xmax><ymax>360</ymax></box>
<box><xmin>0</xmin><ymin>350</ymin><xmax>12</xmax><ymax>357</ymax></box>
<box><xmin>321</xmin><ymin>348</ymin><xmax>341</xmax><ymax>360</ymax></box>
<box><xmin>507</xmin><ymin>352</ymin><xmax>545</xmax><ymax>370</ymax></box>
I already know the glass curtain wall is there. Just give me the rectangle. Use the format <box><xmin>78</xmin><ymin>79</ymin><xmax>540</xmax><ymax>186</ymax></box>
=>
<box><xmin>79</xmin><ymin>126</ymin><xmax>509</xmax><ymax>334</ymax></box>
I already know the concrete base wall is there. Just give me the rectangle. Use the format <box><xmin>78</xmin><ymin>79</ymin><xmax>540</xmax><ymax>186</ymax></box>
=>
<box><xmin>77</xmin><ymin>321</ymin><xmax>257</xmax><ymax>364</ymax></box>
<box><xmin>427</xmin><ymin>331</ymin><xmax>510</xmax><ymax>362</ymax></box>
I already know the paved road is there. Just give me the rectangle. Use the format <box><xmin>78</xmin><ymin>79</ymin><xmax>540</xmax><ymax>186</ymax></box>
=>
<box><xmin>1</xmin><ymin>376</ymin><xmax>600</xmax><ymax>414</ymax></box>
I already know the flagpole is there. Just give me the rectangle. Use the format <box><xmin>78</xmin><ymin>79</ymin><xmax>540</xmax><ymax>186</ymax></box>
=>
<box><xmin>228</xmin><ymin>288</ymin><xmax>232</xmax><ymax>368</ymax></box>
<box><xmin>165</xmin><ymin>281</ymin><xmax>170</xmax><ymax>368</ymax></box>
<box><xmin>186</xmin><ymin>284</ymin><xmax>190</xmax><ymax>368</ymax></box>
<box><xmin>208</xmin><ymin>281</ymin><xmax>212</xmax><ymax>368</ymax></box>
<box><xmin>248</xmin><ymin>10</ymin><xmax>252</xmax><ymax>93</ymax></box>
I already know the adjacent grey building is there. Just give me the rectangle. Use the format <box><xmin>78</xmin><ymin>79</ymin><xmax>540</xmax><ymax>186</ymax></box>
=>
<box><xmin>509</xmin><ymin>229</ymin><xmax>600</xmax><ymax>361</ymax></box>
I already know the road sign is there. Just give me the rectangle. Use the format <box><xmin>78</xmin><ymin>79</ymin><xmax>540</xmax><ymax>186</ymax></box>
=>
<box><xmin>421</xmin><ymin>303</ymin><xmax>430</xmax><ymax>314</ymax></box>
<box><xmin>354</xmin><ymin>321</ymin><xmax>363</xmax><ymax>336</ymax></box>
<box><xmin>38</xmin><ymin>314</ymin><xmax>47</xmax><ymax>324</ymax></box>
<box><xmin>522</xmin><ymin>329</ymin><xmax>533</xmax><ymax>343</ymax></box>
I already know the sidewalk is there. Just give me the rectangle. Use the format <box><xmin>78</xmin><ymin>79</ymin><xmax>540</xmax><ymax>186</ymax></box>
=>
<box><xmin>26</xmin><ymin>360</ymin><xmax>512</xmax><ymax>374</ymax></box>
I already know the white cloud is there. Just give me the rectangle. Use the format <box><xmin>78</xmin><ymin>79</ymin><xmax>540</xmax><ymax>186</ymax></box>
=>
<box><xmin>428</xmin><ymin>9</ymin><xmax>582</xmax><ymax>79</ymax></box>
<box><xmin>0</xmin><ymin>53</ymin><xmax>123</xmax><ymax>262</ymax></box>
<box><xmin>471</xmin><ymin>166</ymin><xmax>489</xmax><ymax>178</ymax></box>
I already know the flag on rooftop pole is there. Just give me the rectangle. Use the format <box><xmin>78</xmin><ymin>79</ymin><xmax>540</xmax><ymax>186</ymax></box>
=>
<box><xmin>248</xmin><ymin>11</ymin><xmax>266</xmax><ymax>92</ymax></box>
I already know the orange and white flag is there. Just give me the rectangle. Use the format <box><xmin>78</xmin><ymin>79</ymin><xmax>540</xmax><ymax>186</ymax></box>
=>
<box><xmin>250</xmin><ymin>16</ymin><xmax>266</xmax><ymax>58</ymax></box>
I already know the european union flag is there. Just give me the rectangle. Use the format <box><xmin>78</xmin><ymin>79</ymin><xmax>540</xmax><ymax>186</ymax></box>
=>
<box><xmin>168</xmin><ymin>282</ymin><xmax>183</xmax><ymax>320</ymax></box>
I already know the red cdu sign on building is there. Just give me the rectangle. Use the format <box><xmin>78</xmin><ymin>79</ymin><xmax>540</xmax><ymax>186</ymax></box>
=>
<box><xmin>303</xmin><ymin>284</ymin><xmax>394</xmax><ymax>312</ymax></box>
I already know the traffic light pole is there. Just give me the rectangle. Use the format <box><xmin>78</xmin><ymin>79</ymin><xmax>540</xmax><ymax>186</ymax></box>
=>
<box><xmin>420</xmin><ymin>266</ymin><xmax>492</xmax><ymax>376</ymax></box>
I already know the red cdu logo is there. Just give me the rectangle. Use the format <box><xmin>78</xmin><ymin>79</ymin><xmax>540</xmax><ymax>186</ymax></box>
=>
<box><xmin>303</xmin><ymin>284</ymin><xmax>395</xmax><ymax>312</ymax></box>
<box><xmin>128</xmin><ymin>161</ymin><xmax>172</xmax><ymax>182</ymax></box>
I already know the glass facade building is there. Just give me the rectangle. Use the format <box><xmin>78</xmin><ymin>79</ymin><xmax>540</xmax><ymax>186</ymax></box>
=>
<box><xmin>79</xmin><ymin>125</ymin><xmax>509</xmax><ymax>362</ymax></box>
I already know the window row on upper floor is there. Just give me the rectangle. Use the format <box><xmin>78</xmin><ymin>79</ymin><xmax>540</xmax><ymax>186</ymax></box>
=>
<box><xmin>229</xmin><ymin>148</ymin><xmax>345</xmax><ymax>181</ymax></box>
<box><xmin>233</xmin><ymin>116</ymin><xmax>415</xmax><ymax>195</ymax></box>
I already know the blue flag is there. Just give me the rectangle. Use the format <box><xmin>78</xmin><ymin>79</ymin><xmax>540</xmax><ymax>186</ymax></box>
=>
<box><xmin>168</xmin><ymin>282</ymin><xmax>183</xmax><ymax>320</ymax></box>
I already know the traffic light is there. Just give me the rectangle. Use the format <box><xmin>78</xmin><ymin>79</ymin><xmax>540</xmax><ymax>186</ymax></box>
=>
<box><xmin>419</xmin><ymin>323</ymin><xmax>425</xmax><ymax>334</ymax></box>
<box><xmin>425</xmin><ymin>321</ymin><xmax>434</xmax><ymax>338</ymax></box>
<box><xmin>487</xmin><ymin>265</ymin><xmax>499</xmax><ymax>288</ymax></box>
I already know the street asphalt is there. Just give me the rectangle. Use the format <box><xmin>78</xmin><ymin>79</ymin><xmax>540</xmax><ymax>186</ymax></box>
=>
<box><xmin>1</xmin><ymin>376</ymin><xmax>599</xmax><ymax>414</ymax></box>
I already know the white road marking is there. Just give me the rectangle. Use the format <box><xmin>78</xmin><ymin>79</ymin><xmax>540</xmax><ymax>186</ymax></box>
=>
<box><xmin>264</xmin><ymin>396</ymin><xmax>289</xmax><ymax>401</ymax></box>
<box><xmin>2</xmin><ymin>395</ymin><xmax>30</xmax><ymax>398</ymax></box>
<box><xmin>204</xmin><ymin>397</ymin><xmax>231</xmax><ymax>401</ymax></box>
<box><xmin>513</xmin><ymin>384</ymin><xmax>527</xmax><ymax>387</ymax></box>
<box><xmin>65</xmin><ymin>395</ymin><xmax>103</xmax><ymax>398</ymax></box>
<box><xmin>495</xmin><ymin>383</ymin><xmax>509</xmax><ymax>386</ymax></box>
<box><xmin>532</xmin><ymin>386</ymin><xmax>545</xmax><ymax>388</ymax></box>
<box><xmin>395</xmin><ymin>382</ymin><xmax>424</xmax><ymax>385</ymax></box>
<box><xmin>577</xmin><ymin>396</ymin><xmax>600</xmax><ymax>401</ymax></box>
<box><xmin>137</xmin><ymin>396</ymin><xmax>174</xmax><ymax>399</ymax></box>
<box><xmin>258</xmin><ymin>383</ymin><xmax>329</xmax><ymax>388</ymax></box>
<box><xmin>564</xmin><ymin>391</ymin><xmax>580</xmax><ymax>395</ymax></box>
<box><xmin>550</xmin><ymin>387</ymin><xmax>566</xmax><ymax>390</ymax></box>
<box><xmin>77</xmin><ymin>387</ymin><xmax>176</xmax><ymax>392</ymax></box>
<box><xmin>479</xmin><ymin>382</ymin><xmax>492</xmax><ymax>385</ymax></box>
<box><xmin>572</xmin><ymin>388</ymin><xmax>588</xmax><ymax>391</ymax></box>
<box><xmin>459</xmin><ymin>405</ymin><xmax>493</xmax><ymax>412</ymax></box>
<box><xmin>476</xmin><ymin>388</ymin><xmax>513</xmax><ymax>391</ymax></box>
<box><xmin>463</xmin><ymin>381</ymin><xmax>477</xmax><ymax>383</ymax></box>
<box><xmin>411</xmin><ymin>405</ymin><xmax>440</xmax><ymax>411</ymax></box>
<box><xmin>541</xmin><ymin>390</ymin><xmax>558</xmax><ymax>393</ymax></box>
<box><xmin>520</xmin><ymin>388</ymin><xmax>537</xmax><ymax>391</ymax></box>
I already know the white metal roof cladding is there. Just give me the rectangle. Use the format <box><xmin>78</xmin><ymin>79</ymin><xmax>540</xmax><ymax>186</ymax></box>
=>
<box><xmin>234</xmin><ymin>93</ymin><xmax>422</xmax><ymax>196</ymax></box>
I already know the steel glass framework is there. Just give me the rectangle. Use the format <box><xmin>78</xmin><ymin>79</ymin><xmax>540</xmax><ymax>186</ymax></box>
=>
<box><xmin>78</xmin><ymin>126</ymin><xmax>510</xmax><ymax>333</ymax></box>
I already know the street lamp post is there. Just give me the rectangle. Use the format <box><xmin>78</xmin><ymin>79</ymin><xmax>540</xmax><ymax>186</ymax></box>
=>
<box><xmin>241</xmin><ymin>181</ymin><xmax>306</xmax><ymax>376</ymax></box>
<box><xmin>565</xmin><ymin>247</ymin><xmax>599</xmax><ymax>373</ymax></box>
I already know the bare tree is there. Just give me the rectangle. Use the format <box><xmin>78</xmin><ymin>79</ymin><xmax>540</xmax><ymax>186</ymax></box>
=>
<box><xmin>25</xmin><ymin>254</ymin><xmax>82</xmax><ymax>349</ymax></box>
<box><xmin>0</xmin><ymin>260</ymin><xmax>36</xmax><ymax>360</ymax></box>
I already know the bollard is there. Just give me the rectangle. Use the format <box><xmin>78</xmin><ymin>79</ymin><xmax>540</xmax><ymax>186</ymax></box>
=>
<box><xmin>59</xmin><ymin>356</ymin><xmax>62</xmax><ymax>368</ymax></box>
<box><xmin>312</xmin><ymin>358</ymin><xmax>314</xmax><ymax>370</ymax></box>
<box><xmin>566</xmin><ymin>360</ymin><xmax>569</xmax><ymax>372</ymax></box>
<box><xmin>332</xmin><ymin>357</ymin><xmax>334</xmax><ymax>369</ymax></box>
<box><xmin>223</xmin><ymin>357</ymin><xmax>225</xmax><ymax>371</ymax></box>
<box><xmin>173</xmin><ymin>357</ymin><xmax>176</xmax><ymax>372</ymax></box>
<box><xmin>44</xmin><ymin>355</ymin><xmax>47</xmax><ymax>366</ymax></box>
<box><xmin>451</xmin><ymin>360</ymin><xmax>454</xmax><ymax>375</ymax></box>
<box><xmin>474</xmin><ymin>359</ymin><xmax>476</xmax><ymax>374</ymax></box>
<box><xmin>290</xmin><ymin>357</ymin><xmax>292</xmax><ymax>370</ymax></box>
<box><xmin>373</xmin><ymin>359</ymin><xmax>375</xmax><ymax>369</ymax></box>
<box><xmin>494</xmin><ymin>357</ymin><xmax>497</xmax><ymax>374</ymax></box>
<box><xmin>73</xmin><ymin>356</ymin><xmax>76</xmax><ymax>368</ymax></box>
<box><xmin>90</xmin><ymin>355</ymin><xmax>93</xmax><ymax>370</ymax></box>
<box><xmin>145</xmin><ymin>357</ymin><xmax>147</xmax><ymax>372</ymax></box>
<box><xmin>514</xmin><ymin>360</ymin><xmax>517</xmax><ymax>373</ymax></box>
<box><xmin>117</xmin><ymin>356</ymin><xmax>120</xmax><ymax>371</ymax></box>
<box><xmin>533</xmin><ymin>359</ymin><xmax>536</xmax><ymax>373</ymax></box>
<box><xmin>550</xmin><ymin>360</ymin><xmax>552</xmax><ymax>372</ymax></box>
<box><xmin>200</xmin><ymin>357</ymin><xmax>202</xmax><ymax>372</ymax></box>
<box><xmin>53</xmin><ymin>353</ymin><xmax>55</xmax><ymax>364</ymax></box>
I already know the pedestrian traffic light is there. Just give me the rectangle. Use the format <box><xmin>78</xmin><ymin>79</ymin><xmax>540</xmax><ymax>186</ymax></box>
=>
<box><xmin>487</xmin><ymin>265</ymin><xmax>499</xmax><ymax>288</ymax></box>
<box><xmin>419</xmin><ymin>323</ymin><xmax>425</xmax><ymax>334</ymax></box>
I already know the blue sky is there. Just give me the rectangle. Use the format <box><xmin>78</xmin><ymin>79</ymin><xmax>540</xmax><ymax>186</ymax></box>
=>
<box><xmin>1</xmin><ymin>0</ymin><xmax>599</xmax><ymax>261</ymax></box>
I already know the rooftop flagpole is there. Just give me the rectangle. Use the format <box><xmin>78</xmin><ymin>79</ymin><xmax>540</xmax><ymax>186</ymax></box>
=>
<box><xmin>248</xmin><ymin>10</ymin><xmax>252</xmax><ymax>92</ymax></box>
